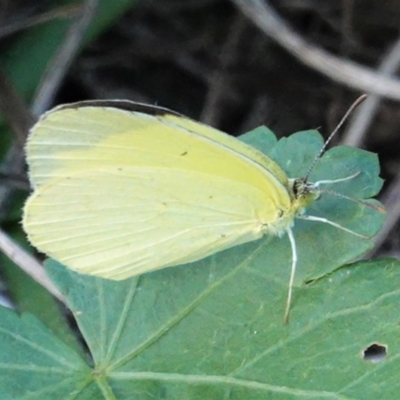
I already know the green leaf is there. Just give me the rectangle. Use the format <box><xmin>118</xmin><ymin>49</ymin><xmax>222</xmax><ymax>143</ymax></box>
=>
<box><xmin>0</xmin><ymin>307</ymin><xmax>91</xmax><ymax>399</ymax></box>
<box><xmin>7</xmin><ymin>256</ymin><xmax>395</xmax><ymax>399</ymax></box>
<box><xmin>0</xmin><ymin>222</ymin><xmax>85</xmax><ymax>357</ymax></box>
<box><xmin>244</xmin><ymin>129</ymin><xmax>385</xmax><ymax>284</ymax></box>
<box><xmin>240</xmin><ymin>126</ymin><xmax>278</xmax><ymax>153</ymax></box>
<box><xmin>4</xmin><ymin>128</ymin><xmax>392</xmax><ymax>398</ymax></box>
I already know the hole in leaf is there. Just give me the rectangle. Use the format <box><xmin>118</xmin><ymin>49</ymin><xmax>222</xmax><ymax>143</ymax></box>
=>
<box><xmin>362</xmin><ymin>343</ymin><xmax>387</xmax><ymax>363</ymax></box>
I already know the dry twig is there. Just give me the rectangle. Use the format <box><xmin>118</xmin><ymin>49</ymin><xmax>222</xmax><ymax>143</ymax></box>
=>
<box><xmin>342</xmin><ymin>37</ymin><xmax>400</xmax><ymax>147</ymax></box>
<box><xmin>0</xmin><ymin>4</ymin><xmax>81</xmax><ymax>39</ymax></box>
<box><xmin>231</xmin><ymin>0</ymin><xmax>400</xmax><ymax>101</ymax></box>
<box><xmin>32</xmin><ymin>0</ymin><xmax>98</xmax><ymax>116</ymax></box>
<box><xmin>0</xmin><ymin>229</ymin><xmax>64</xmax><ymax>303</ymax></box>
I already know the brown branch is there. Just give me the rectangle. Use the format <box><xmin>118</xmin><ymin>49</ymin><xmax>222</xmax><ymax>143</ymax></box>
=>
<box><xmin>342</xmin><ymin>37</ymin><xmax>400</xmax><ymax>147</ymax></box>
<box><xmin>231</xmin><ymin>0</ymin><xmax>400</xmax><ymax>101</ymax></box>
<box><xmin>32</xmin><ymin>0</ymin><xmax>99</xmax><ymax>116</ymax></box>
<box><xmin>0</xmin><ymin>229</ymin><xmax>65</xmax><ymax>304</ymax></box>
<box><xmin>0</xmin><ymin>4</ymin><xmax>81</xmax><ymax>39</ymax></box>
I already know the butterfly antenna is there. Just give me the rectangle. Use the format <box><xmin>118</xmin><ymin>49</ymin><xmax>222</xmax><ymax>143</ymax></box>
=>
<box><xmin>304</xmin><ymin>94</ymin><xmax>367</xmax><ymax>182</ymax></box>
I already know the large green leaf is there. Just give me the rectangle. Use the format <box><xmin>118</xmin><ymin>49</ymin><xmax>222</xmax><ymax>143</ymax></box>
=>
<box><xmin>2</xmin><ymin>128</ymin><xmax>393</xmax><ymax>399</ymax></box>
<box><xmin>1</xmin><ymin>256</ymin><xmax>397</xmax><ymax>399</ymax></box>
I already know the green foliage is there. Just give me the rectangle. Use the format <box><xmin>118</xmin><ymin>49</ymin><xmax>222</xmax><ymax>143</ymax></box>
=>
<box><xmin>0</xmin><ymin>128</ymin><xmax>395</xmax><ymax>399</ymax></box>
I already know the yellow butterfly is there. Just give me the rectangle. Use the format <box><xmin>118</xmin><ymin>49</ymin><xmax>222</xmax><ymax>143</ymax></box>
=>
<box><xmin>23</xmin><ymin>97</ymin><xmax>382</xmax><ymax>322</ymax></box>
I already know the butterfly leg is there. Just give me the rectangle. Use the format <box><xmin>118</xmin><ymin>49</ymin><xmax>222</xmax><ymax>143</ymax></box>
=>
<box><xmin>298</xmin><ymin>214</ymin><xmax>368</xmax><ymax>238</ymax></box>
<box><xmin>283</xmin><ymin>227</ymin><xmax>297</xmax><ymax>324</ymax></box>
<box><xmin>314</xmin><ymin>172</ymin><xmax>359</xmax><ymax>187</ymax></box>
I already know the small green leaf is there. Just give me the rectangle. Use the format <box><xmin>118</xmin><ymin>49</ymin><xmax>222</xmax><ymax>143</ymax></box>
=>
<box><xmin>240</xmin><ymin>126</ymin><xmax>278</xmax><ymax>153</ymax></box>
<box><xmin>244</xmin><ymin>129</ymin><xmax>385</xmax><ymax>284</ymax></box>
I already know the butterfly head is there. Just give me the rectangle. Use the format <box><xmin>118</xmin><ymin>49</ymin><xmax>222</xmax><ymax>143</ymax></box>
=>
<box><xmin>291</xmin><ymin>177</ymin><xmax>320</xmax><ymax>214</ymax></box>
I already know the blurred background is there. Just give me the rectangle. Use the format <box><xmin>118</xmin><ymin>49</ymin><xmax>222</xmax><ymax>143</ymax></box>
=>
<box><xmin>0</xmin><ymin>0</ymin><xmax>399</xmax><ymax>319</ymax></box>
